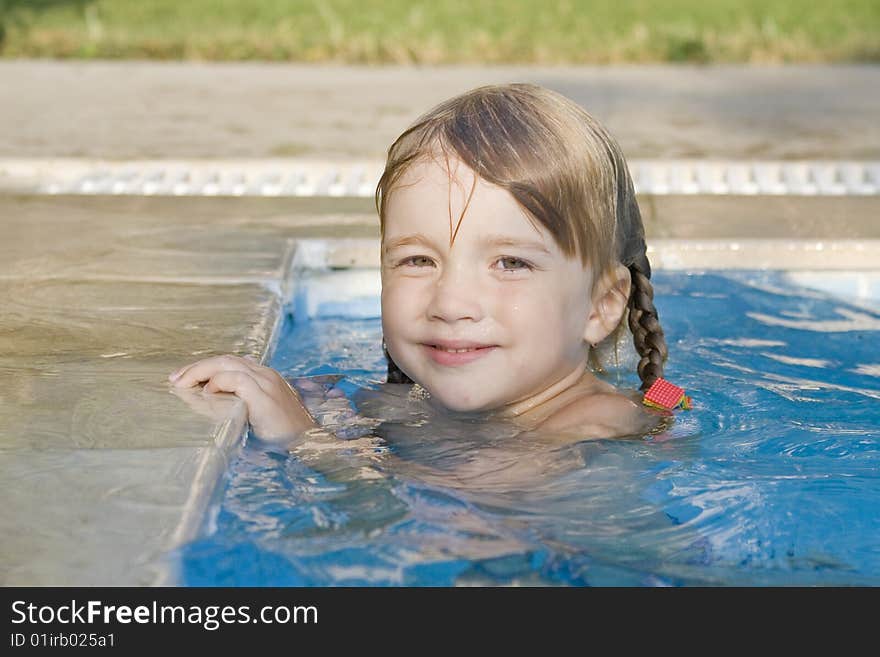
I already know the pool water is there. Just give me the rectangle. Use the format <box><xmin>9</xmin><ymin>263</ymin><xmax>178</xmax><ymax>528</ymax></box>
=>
<box><xmin>180</xmin><ymin>270</ymin><xmax>880</xmax><ymax>586</ymax></box>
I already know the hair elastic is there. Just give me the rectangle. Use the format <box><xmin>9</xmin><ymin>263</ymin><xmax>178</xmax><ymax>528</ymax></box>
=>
<box><xmin>642</xmin><ymin>377</ymin><xmax>692</xmax><ymax>411</ymax></box>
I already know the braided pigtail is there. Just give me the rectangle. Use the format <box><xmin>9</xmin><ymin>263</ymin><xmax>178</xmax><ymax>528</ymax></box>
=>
<box><xmin>626</xmin><ymin>253</ymin><xmax>667</xmax><ymax>390</ymax></box>
<box><xmin>384</xmin><ymin>343</ymin><xmax>413</xmax><ymax>384</ymax></box>
<box><xmin>603</xmin><ymin>121</ymin><xmax>669</xmax><ymax>392</ymax></box>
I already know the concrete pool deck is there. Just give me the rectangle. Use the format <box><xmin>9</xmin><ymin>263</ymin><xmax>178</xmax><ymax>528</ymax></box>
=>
<box><xmin>1</xmin><ymin>61</ymin><xmax>879</xmax><ymax>585</ymax></box>
<box><xmin>2</xmin><ymin>61</ymin><xmax>880</xmax><ymax>160</ymax></box>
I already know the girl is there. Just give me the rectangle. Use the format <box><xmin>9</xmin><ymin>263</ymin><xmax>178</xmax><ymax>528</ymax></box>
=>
<box><xmin>169</xmin><ymin>83</ymin><xmax>670</xmax><ymax>443</ymax></box>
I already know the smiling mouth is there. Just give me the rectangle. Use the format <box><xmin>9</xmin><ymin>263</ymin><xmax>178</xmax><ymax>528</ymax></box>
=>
<box><xmin>432</xmin><ymin>345</ymin><xmax>488</xmax><ymax>353</ymax></box>
<box><xmin>422</xmin><ymin>343</ymin><xmax>497</xmax><ymax>366</ymax></box>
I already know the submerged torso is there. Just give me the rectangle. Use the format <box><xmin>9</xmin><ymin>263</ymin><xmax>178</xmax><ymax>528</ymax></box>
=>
<box><xmin>288</xmin><ymin>374</ymin><xmax>666</xmax><ymax>493</ymax></box>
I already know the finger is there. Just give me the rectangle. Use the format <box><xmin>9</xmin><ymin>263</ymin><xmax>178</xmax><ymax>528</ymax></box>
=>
<box><xmin>202</xmin><ymin>371</ymin><xmax>287</xmax><ymax>433</ymax></box>
<box><xmin>171</xmin><ymin>355</ymin><xmax>263</xmax><ymax>388</ymax></box>
<box><xmin>169</xmin><ymin>356</ymin><xmax>233</xmax><ymax>383</ymax></box>
<box><xmin>202</xmin><ymin>370</ymin><xmax>263</xmax><ymax>399</ymax></box>
<box><xmin>169</xmin><ymin>386</ymin><xmax>238</xmax><ymax>420</ymax></box>
<box><xmin>172</xmin><ymin>354</ymin><xmax>262</xmax><ymax>377</ymax></box>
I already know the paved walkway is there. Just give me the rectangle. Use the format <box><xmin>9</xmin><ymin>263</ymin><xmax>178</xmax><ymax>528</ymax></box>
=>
<box><xmin>2</xmin><ymin>61</ymin><xmax>879</xmax><ymax>160</ymax></box>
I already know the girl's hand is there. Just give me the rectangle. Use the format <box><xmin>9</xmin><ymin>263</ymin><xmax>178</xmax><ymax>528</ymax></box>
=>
<box><xmin>168</xmin><ymin>355</ymin><xmax>316</xmax><ymax>441</ymax></box>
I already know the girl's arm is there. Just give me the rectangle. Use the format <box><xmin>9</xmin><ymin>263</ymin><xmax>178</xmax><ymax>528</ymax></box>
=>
<box><xmin>169</xmin><ymin>355</ymin><xmax>317</xmax><ymax>441</ymax></box>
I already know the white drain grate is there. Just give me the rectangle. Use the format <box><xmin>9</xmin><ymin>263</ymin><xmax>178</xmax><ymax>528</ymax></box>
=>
<box><xmin>630</xmin><ymin>161</ymin><xmax>880</xmax><ymax>195</ymax></box>
<box><xmin>1</xmin><ymin>159</ymin><xmax>878</xmax><ymax>197</ymax></box>
<box><xmin>47</xmin><ymin>162</ymin><xmax>382</xmax><ymax>197</ymax></box>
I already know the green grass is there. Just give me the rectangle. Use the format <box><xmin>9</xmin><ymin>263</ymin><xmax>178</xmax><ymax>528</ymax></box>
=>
<box><xmin>1</xmin><ymin>0</ymin><xmax>878</xmax><ymax>63</ymax></box>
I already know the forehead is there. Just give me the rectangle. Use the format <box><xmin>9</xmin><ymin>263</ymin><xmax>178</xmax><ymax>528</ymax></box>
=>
<box><xmin>383</xmin><ymin>156</ymin><xmax>548</xmax><ymax>243</ymax></box>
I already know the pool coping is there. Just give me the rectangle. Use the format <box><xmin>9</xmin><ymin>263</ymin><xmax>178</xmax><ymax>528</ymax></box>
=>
<box><xmin>153</xmin><ymin>243</ymin><xmax>297</xmax><ymax>586</ymax></box>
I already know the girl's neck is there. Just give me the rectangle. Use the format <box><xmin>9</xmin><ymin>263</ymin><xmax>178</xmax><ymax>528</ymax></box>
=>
<box><xmin>495</xmin><ymin>360</ymin><xmax>602</xmax><ymax>420</ymax></box>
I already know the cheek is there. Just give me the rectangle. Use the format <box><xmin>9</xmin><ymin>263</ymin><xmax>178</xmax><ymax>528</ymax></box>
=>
<box><xmin>381</xmin><ymin>277</ymin><xmax>421</xmax><ymax>339</ymax></box>
<box><xmin>380</xmin><ymin>286</ymin><xmax>402</xmax><ymax>337</ymax></box>
<box><xmin>496</xmin><ymin>279</ymin><xmax>589</xmax><ymax>350</ymax></box>
<box><xmin>494</xmin><ymin>284</ymin><xmax>565</xmax><ymax>332</ymax></box>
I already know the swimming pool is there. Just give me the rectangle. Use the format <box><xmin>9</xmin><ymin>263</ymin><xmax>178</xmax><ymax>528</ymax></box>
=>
<box><xmin>179</xmin><ymin>265</ymin><xmax>880</xmax><ymax>586</ymax></box>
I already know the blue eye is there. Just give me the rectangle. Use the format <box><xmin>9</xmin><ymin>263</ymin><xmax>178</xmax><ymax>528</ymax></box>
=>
<box><xmin>495</xmin><ymin>257</ymin><xmax>532</xmax><ymax>271</ymax></box>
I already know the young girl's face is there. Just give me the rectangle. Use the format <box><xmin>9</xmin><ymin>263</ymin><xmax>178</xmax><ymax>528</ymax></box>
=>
<box><xmin>381</xmin><ymin>156</ymin><xmax>598</xmax><ymax>414</ymax></box>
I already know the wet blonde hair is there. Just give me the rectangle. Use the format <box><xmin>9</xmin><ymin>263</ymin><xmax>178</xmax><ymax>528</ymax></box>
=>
<box><xmin>375</xmin><ymin>83</ymin><xmax>667</xmax><ymax>390</ymax></box>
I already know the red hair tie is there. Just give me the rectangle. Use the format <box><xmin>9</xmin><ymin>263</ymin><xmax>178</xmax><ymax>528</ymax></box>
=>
<box><xmin>643</xmin><ymin>377</ymin><xmax>692</xmax><ymax>411</ymax></box>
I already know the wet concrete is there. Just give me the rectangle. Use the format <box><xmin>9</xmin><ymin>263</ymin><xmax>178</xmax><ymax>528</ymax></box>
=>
<box><xmin>0</xmin><ymin>194</ymin><xmax>377</xmax><ymax>585</ymax></box>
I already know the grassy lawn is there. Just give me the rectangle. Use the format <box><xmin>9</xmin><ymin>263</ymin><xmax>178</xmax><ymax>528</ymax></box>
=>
<box><xmin>1</xmin><ymin>0</ymin><xmax>878</xmax><ymax>63</ymax></box>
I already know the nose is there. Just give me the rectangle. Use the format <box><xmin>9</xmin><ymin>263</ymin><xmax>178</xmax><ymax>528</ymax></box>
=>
<box><xmin>426</xmin><ymin>263</ymin><xmax>485</xmax><ymax>323</ymax></box>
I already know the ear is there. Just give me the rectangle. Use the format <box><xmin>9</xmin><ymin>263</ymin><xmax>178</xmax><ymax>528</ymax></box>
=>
<box><xmin>583</xmin><ymin>263</ymin><xmax>631</xmax><ymax>346</ymax></box>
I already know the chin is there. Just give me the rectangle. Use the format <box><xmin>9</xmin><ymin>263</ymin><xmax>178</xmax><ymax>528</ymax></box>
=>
<box><xmin>428</xmin><ymin>389</ymin><xmax>494</xmax><ymax>414</ymax></box>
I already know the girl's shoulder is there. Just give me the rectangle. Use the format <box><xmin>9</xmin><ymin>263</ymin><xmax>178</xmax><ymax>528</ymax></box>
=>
<box><xmin>535</xmin><ymin>387</ymin><xmax>661</xmax><ymax>440</ymax></box>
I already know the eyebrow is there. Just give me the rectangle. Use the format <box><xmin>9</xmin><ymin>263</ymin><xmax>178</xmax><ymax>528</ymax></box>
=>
<box><xmin>480</xmin><ymin>235</ymin><xmax>552</xmax><ymax>255</ymax></box>
<box><xmin>382</xmin><ymin>234</ymin><xmax>438</xmax><ymax>254</ymax></box>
